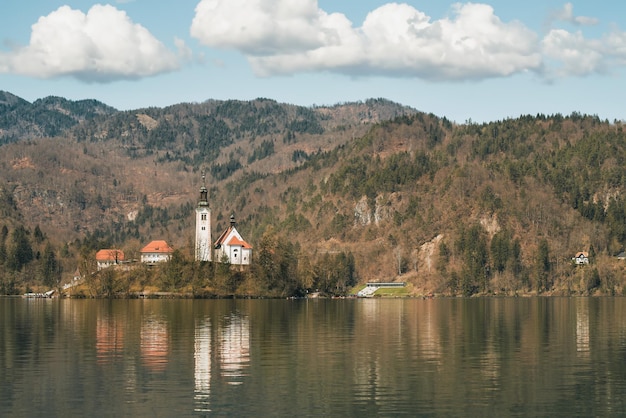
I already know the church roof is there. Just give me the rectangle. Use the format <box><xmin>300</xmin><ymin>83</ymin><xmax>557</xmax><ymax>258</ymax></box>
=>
<box><xmin>214</xmin><ymin>226</ymin><xmax>252</xmax><ymax>249</ymax></box>
<box><xmin>227</xmin><ymin>234</ymin><xmax>253</xmax><ymax>249</ymax></box>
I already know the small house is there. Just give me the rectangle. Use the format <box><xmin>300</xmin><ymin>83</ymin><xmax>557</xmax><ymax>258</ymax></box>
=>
<box><xmin>572</xmin><ymin>251</ymin><xmax>589</xmax><ymax>265</ymax></box>
<box><xmin>140</xmin><ymin>240</ymin><xmax>174</xmax><ymax>264</ymax></box>
<box><xmin>96</xmin><ymin>249</ymin><xmax>125</xmax><ymax>270</ymax></box>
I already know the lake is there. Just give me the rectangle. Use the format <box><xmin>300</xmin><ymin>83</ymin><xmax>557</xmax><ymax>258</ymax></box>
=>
<box><xmin>1</xmin><ymin>297</ymin><xmax>626</xmax><ymax>417</ymax></box>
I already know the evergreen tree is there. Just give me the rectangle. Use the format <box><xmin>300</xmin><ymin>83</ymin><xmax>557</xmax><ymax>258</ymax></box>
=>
<box><xmin>0</xmin><ymin>225</ymin><xmax>8</xmax><ymax>265</ymax></box>
<box><xmin>39</xmin><ymin>242</ymin><xmax>61</xmax><ymax>287</ymax></box>
<box><xmin>535</xmin><ymin>239</ymin><xmax>551</xmax><ymax>292</ymax></box>
<box><xmin>8</xmin><ymin>226</ymin><xmax>33</xmax><ymax>271</ymax></box>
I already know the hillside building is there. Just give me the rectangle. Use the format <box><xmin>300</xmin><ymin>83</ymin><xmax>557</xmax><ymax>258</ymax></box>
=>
<box><xmin>573</xmin><ymin>251</ymin><xmax>589</xmax><ymax>265</ymax></box>
<box><xmin>195</xmin><ymin>174</ymin><xmax>212</xmax><ymax>262</ymax></box>
<box><xmin>214</xmin><ymin>214</ymin><xmax>253</xmax><ymax>266</ymax></box>
<box><xmin>96</xmin><ymin>249</ymin><xmax>125</xmax><ymax>270</ymax></box>
<box><xmin>140</xmin><ymin>240</ymin><xmax>174</xmax><ymax>264</ymax></box>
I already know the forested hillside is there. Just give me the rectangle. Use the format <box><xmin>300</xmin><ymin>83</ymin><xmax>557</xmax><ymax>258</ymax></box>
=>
<box><xmin>0</xmin><ymin>91</ymin><xmax>624</xmax><ymax>297</ymax></box>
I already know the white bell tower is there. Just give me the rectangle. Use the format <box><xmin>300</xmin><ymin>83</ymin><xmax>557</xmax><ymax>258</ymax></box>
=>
<box><xmin>195</xmin><ymin>173</ymin><xmax>212</xmax><ymax>261</ymax></box>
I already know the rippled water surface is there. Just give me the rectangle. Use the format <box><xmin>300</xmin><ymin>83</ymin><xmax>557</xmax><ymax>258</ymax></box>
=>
<box><xmin>2</xmin><ymin>297</ymin><xmax>626</xmax><ymax>416</ymax></box>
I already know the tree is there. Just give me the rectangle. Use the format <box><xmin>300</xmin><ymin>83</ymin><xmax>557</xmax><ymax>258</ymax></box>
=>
<box><xmin>456</xmin><ymin>224</ymin><xmax>489</xmax><ymax>294</ymax></box>
<box><xmin>0</xmin><ymin>225</ymin><xmax>8</xmax><ymax>265</ymax></box>
<box><xmin>490</xmin><ymin>230</ymin><xmax>511</xmax><ymax>273</ymax></box>
<box><xmin>394</xmin><ymin>246</ymin><xmax>404</xmax><ymax>275</ymax></box>
<box><xmin>39</xmin><ymin>243</ymin><xmax>61</xmax><ymax>288</ymax></box>
<box><xmin>33</xmin><ymin>225</ymin><xmax>45</xmax><ymax>243</ymax></box>
<box><xmin>255</xmin><ymin>228</ymin><xmax>279</xmax><ymax>293</ymax></box>
<box><xmin>535</xmin><ymin>239</ymin><xmax>551</xmax><ymax>292</ymax></box>
<box><xmin>161</xmin><ymin>249</ymin><xmax>186</xmax><ymax>291</ymax></box>
<box><xmin>7</xmin><ymin>226</ymin><xmax>33</xmax><ymax>271</ymax></box>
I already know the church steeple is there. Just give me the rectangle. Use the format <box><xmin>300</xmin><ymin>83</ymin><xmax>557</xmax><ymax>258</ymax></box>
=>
<box><xmin>199</xmin><ymin>172</ymin><xmax>208</xmax><ymax>206</ymax></box>
<box><xmin>195</xmin><ymin>171</ymin><xmax>212</xmax><ymax>261</ymax></box>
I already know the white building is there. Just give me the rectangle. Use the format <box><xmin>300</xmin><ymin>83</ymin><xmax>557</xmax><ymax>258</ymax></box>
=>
<box><xmin>96</xmin><ymin>249</ymin><xmax>125</xmax><ymax>271</ymax></box>
<box><xmin>140</xmin><ymin>240</ymin><xmax>174</xmax><ymax>264</ymax></box>
<box><xmin>195</xmin><ymin>177</ymin><xmax>212</xmax><ymax>262</ymax></box>
<box><xmin>214</xmin><ymin>215</ymin><xmax>252</xmax><ymax>266</ymax></box>
<box><xmin>573</xmin><ymin>251</ymin><xmax>589</xmax><ymax>265</ymax></box>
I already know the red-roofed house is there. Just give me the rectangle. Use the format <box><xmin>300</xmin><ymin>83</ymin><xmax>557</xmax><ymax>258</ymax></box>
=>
<box><xmin>96</xmin><ymin>249</ymin><xmax>125</xmax><ymax>270</ymax></box>
<box><xmin>140</xmin><ymin>240</ymin><xmax>174</xmax><ymax>264</ymax></box>
<box><xmin>214</xmin><ymin>215</ymin><xmax>252</xmax><ymax>266</ymax></box>
<box><xmin>572</xmin><ymin>251</ymin><xmax>589</xmax><ymax>265</ymax></box>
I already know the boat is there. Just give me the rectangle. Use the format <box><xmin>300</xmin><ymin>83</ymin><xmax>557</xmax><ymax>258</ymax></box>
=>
<box><xmin>23</xmin><ymin>290</ymin><xmax>55</xmax><ymax>298</ymax></box>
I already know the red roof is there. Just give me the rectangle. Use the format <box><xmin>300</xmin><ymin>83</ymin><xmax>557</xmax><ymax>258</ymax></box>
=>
<box><xmin>214</xmin><ymin>226</ymin><xmax>252</xmax><ymax>249</ymax></box>
<box><xmin>227</xmin><ymin>235</ymin><xmax>252</xmax><ymax>249</ymax></box>
<box><xmin>214</xmin><ymin>226</ymin><xmax>233</xmax><ymax>247</ymax></box>
<box><xmin>96</xmin><ymin>249</ymin><xmax>125</xmax><ymax>262</ymax></box>
<box><xmin>140</xmin><ymin>240</ymin><xmax>174</xmax><ymax>254</ymax></box>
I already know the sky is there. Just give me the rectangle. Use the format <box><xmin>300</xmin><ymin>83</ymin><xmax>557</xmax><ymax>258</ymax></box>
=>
<box><xmin>1</xmin><ymin>0</ymin><xmax>625</xmax><ymax>123</ymax></box>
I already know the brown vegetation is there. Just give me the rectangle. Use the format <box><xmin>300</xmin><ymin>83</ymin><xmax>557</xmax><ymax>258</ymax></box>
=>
<box><xmin>1</xmin><ymin>94</ymin><xmax>625</xmax><ymax>297</ymax></box>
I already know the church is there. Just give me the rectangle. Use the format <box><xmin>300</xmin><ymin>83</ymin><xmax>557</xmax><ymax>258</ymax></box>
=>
<box><xmin>194</xmin><ymin>176</ymin><xmax>252</xmax><ymax>265</ymax></box>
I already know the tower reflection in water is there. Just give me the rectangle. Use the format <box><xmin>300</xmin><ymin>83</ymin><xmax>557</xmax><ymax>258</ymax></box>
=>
<box><xmin>194</xmin><ymin>312</ymin><xmax>250</xmax><ymax>412</ymax></box>
<box><xmin>194</xmin><ymin>319</ymin><xmax>211</xmax><ymax>413</ymax></box>
<box><xmin>220</xmin><ymin>313</ymin><xmax>250</xmax><ymax>385</ymax></box>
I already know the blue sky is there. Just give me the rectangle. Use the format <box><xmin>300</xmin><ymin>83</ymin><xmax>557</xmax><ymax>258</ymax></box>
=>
<box><xmin>1</xmin><ymin>0</ymin><xmax>625</xmax><ymax>122</ymax></box>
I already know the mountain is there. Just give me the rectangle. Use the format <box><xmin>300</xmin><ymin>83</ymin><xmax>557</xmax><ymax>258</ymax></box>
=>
<box><xmin>0</xmin><ymin>91</ymin><xmax>117</xmax><ymax>142</ymax></box>
<box><xmin>0</xmin><ymin>92</ymin><xmax>623</xmax><ymax>297</ymax></box>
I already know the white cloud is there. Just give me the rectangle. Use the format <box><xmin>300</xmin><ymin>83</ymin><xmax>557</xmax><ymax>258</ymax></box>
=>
<box><xmin>191</xmin><ymin>1</ymin><xmax>542</xmax><ymax>81</ymax></box>
<box><xmin>541</xmin><ymin>29</ymin><xmax>604</xmax><ymax>78</ymax></box>
<box><xmin>552</xmin><ymin>3</ymin><xmax>599</xmax><ymax>26</ymax></box>
<box><xmin>190</xmin><ymin>0</ymin><xmax>349</xmax><ymax>55</ymax></box>
<box><xmin>0</xmin><ymin>4</ymin><xmax>179</xmax><ymax>82</ymax></box>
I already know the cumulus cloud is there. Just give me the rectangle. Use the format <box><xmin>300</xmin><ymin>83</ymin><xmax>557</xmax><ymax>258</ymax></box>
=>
<box><xmin>190</xmin><ymin>0</ymin><xmax>626</xmax><ymax>82</ymax></box>
<box><xmin>0</xmin><ymin>4</ymin><xmax>179</xmax><ymax>82</ymax></box>
<box><xmin>551</xmin><ymin>3</ymin><xmax>599</xmax><ymax>26</ymax></box>
<box><xmin>541</xmin><ymin>30</ymin><xmax>604</xmax><ymax>78</ymax></box>
<box><xmin>190</xmin><ymin>0</ymin><xmax>542</xmax><ymax>81</ymax></box>
<box><xmin>190</xmin><ymin>0</ymin><xmax>351</xmax><ymax>55</ymax></box>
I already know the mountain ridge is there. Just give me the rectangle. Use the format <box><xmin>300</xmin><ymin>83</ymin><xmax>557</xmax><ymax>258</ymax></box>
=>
<box><xmin>0</xmin><ymin>92</ymin><xmax>623</xmax><ymax>297</ymax></box>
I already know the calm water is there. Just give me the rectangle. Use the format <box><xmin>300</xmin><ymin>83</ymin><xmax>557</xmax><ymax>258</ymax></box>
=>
<box><xmin>1</xmin><ymin>297</ymin><xmax>626</xmax><ymax>417</ymax></box>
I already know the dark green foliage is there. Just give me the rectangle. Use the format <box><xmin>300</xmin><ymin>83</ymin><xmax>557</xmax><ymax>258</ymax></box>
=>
<box><xmin>39</xmin><ymin>243</ymin><xmax>61</xmax><ymax>287</ymax></box>
<box><xmin>490</xmin><ymin>230</ymin><xmax>512</xmax><ymax>273</ymax></box>
<box><xmin>196</xmin><ymin>115</ymin><xmax>232</xmax><ymax>162</ymax></box>
<box><xmin>33</xmin><ymin>225</ymin><xmax>45</xmax><ymax>244</ymax></box>
<box><xmin>248</xmin><ymin>139</ymin><xmax>275</xmax><ymax>164</ymax></box>
<box><xmin>0</xmin><ymin>185</ymin><xmax>18</xmax><ymax>217</ymax></box>
<box><xmin>291</xmin><ymin>149</ymin><xmax>309</xmax><ymax>163</ymax></box>
<box><xmin>456</xmin><ymin>224</ymin><xmax>489</xmax><ymax>295</ymax></box>
<box><xmin>161</xmin><ymin>249</ymin><xmax>187</xmax><ymax>291</ymax></box>
<box><xmin>0</xmin><ymin>225</ymin><xmax>7</xmax><ymax>265</ymax></box>
<box><xmin>211</xmin><ymin>158</ymin><xmax>243</xmax><ymax>180</ymax></box>
<box><xmin>0</xmin><ymin>93</ymin><xmax>116</xmax><ymax>142</ymax></box>
<box><xmin>327</xmin><ymin>151</ymin><xmax>436</xmax><ymax>199</ymax></box>
<box><xmin>313</xmin><ymin>251</ymin><xmax>356</xmax><ymax>295</ymax></box>
<box><xmin>7</xmin><ymin>226</ymin><xmax>33</xmax><ymax>271</ymax></box>
<box><xmin>536</xmin><ymin>239</ymin><xmax>551</xmax><ymax>292</ymax></box>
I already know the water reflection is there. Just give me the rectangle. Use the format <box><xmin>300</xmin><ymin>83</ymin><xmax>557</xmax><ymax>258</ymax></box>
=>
<box><xmin>576</xmin><ymin>298</ymin><xmax>590</xmax><ymax>355</ymax></box>
<box><xmin>194</xmin><ymin>319</ymin><xmax>211</xmax><ymax>413</ymax></box>
<box><xmin>140</xmin><ymin>316</ymin><xmax>169</xmax><ymax>372</ymax></box>
<box><xmin>219</xmin><ymin>313</ymin><xmax>250</xmax><ymax>385</ymax></box>
<box><xmin>4</xmin><ymin>298</ymin><xmax>626</xmax><ymax>417</ymax></box>
<box><xmin>96</xmin><ymin>316</ymin><xmax>125</xmax><ymax>364</ymax></box>
<box><xmin>419</xmin><ymin>301</ymin><xmax>442</xmax><ymax>364</ymax></box>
